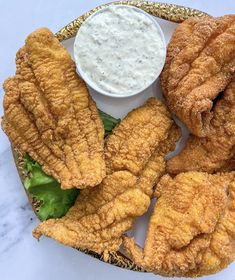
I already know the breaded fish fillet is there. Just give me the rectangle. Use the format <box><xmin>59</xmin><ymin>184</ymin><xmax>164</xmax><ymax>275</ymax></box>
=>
<box><xmin>1</xmin><ymin>28</ymin><xmax>105</xmax><ymax>189</ymax></box>
<box><xmin>167</xmin><ymin>79</ymin><xmax>235</xmax><ymax>174</ymax></box>
<box><xmin>105</xmin><ymin>98</ymin><xmax>177</xmax><ymax>176</ymax></box>
<box><xmin>160</xmin><ymin>15</ymin><xmax>235</xmax><ymax>137</ymax></box>
<box><xmin>33</xmin><ymin>98</ymin><xmax>181</xmax><ymax>258</ymax></box>
<box><xmin>123</xmin><ymin>172</ymin><xmax>235</xmax><ymax>277</ymax></box>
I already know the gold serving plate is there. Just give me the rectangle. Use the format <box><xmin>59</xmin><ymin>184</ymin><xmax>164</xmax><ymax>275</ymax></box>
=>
<box><xmin>14</xmin><ymin>1</ymin><xmax>208</xmax><ymax>272</ymax></box>
<box><xmin>55</xmin><ymin>1</ymin><xmax>208</xmax><ymax>41</ymax></box>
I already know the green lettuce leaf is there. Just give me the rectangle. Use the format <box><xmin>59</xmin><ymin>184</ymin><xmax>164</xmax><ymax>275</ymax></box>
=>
<box><xmin>23</xmin><ymin>110</ymin><xmax>120</xmax><ymax>220</ymax></box>
<box><xmin>24</xmin><ymin>154</ymin><xmax>80</xmax><ymax>220</ymax></box>
<box><xmin>99</xmin><ymin>110</ymin><xmax>120</xmax><ymax>137</ymax></box>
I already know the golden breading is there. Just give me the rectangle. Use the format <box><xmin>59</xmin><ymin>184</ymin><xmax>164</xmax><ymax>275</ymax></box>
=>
<box><xmin>16</xmin><ymin>47</ymin><xmax>65</xmax><ymax>159</ymax></box>
<box><xmin>160</xmin><ymin>15</ymin><xmax>235</xmax><ymax>137</ymax></box>
<box><xmin>1</xmin><ymin>28</ymin><xmax>105</xmax><ymax>189</ymax></box>
<box><xmin>167</xmin><ymin>79</ymin><xmax>235</xmax><ymax>174</ymax></box>
<box><xmin>33</xmin><ymin>171</ymin><xmax>150</xmax><ymax>256</ymax></box>
<box><xmin>105</xmin><ymin>97</ymin><xmax>177</xmax><ymax>176</ymax></box>
<box><xmin>2</xmin><ymin>77</ymin><xmax>72</xmax><ymax>185</ymax></box>
<box><xmin>33</xmin><ymin>98</ymin><xmax>181</xmax><ymax>257</ymax></box>
<box><xmin>123</xmin><ymin>172</ymin><xmax>235</xmax><ymax>277</ymax></box>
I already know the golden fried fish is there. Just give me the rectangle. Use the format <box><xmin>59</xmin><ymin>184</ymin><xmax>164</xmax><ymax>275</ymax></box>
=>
<box><xmin>160</xmin><ymin>15</ymin><xmax>235</xmax><ymax>137</ymax></box>
<box><xmin>33</xmin><ymin>98</ymin><xmax>181</xmax><ymax>258</ymax></box>
<box><xmin>123</xmin><ymin>172</ymin><xmax>235</xmax><ymax>277</ymax></box>
<box><xmin>1</xmin><ymin>28</ymin><xmax>105</xmax><ymax>189</ymax></box>
<box><xmin>167</xmin><ymin>79</ymin><xmax>235</xmax><ymax>174</ymax></box>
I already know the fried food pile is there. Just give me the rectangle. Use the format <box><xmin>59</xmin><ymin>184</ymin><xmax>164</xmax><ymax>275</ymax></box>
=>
<box><xmin>122</xmin><ymin>15</ymin><xmax>235</xmax><ymax>276</ymax></box>
<box><xmin>124</xmin><ymin>172</ymin><xmax>235</xmax><ymax>277</ymax></box>
<box><xmin>160</xmin><ymin>15</ymin><xmax>235</xmax><ymax>137</ymax></box>
<box><xmin>2</xmin><ymin>14</ymin><xmax>235</xmax><ymax>277</ymax></box>
<box><xmin>2</xmin><ymin>28</ymin><xmax>105</xmax><ymax>189</ymax></box>
<box><xmin>33</xmin><ymin>98</ymin><xmax>181</xmax><ymax>258</ymax></box>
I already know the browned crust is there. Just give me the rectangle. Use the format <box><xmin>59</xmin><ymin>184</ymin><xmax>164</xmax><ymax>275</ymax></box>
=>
<box><xmin>160</xmin><ymin>15</ymin><xmax>235</xmax><ymax>137</ymax></box>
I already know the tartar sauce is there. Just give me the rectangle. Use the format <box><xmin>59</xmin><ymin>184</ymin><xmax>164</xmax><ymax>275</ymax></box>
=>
<box><xmin>74</xmin><ymin>5</ymin><xmax>166</xmax><ymax>96</ymax></box>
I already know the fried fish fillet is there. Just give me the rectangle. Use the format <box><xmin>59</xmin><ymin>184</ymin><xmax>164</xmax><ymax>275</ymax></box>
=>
<box><xmin>167</xmin><ymin>79</ymin><xmax>235</xmax><ymax>174</ymax></box>
<box><xmin>160</xmin><ymin>15</ymin><xmax>235</xmax><ymax>137</ymax></box>
<box><xmin>33</xmin><ymin>98</ymin><xmax>181</xmax><ymax>258</ymax></box>
<box><xmin>1</xmin><ymin>28</ymin><xmax>105</xmax><ymax>189</ymax></box>
<box><xmin>123</xmin><ymin>172</ymin><xmax>235</xmax><ymax>277</ymax></box>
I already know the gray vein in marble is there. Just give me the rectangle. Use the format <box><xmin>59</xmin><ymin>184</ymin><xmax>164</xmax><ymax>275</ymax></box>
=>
<box><xmin>0</xmin><ymin>147</ymin><xmax>37</xmax><ymax>255</ymax></box>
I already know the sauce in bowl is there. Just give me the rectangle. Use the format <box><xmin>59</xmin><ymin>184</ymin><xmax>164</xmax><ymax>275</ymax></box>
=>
<box><xmin>74</xmin><ymin>5</ymin><xmax>166</xmax><ymax>97</ymax></box>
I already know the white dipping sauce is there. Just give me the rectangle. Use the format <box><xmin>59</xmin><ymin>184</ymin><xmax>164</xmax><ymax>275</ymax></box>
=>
<box><xmin>74</xmin><ymin>5</ymin><xmax>166</xmax><ymax>96</ymax></box>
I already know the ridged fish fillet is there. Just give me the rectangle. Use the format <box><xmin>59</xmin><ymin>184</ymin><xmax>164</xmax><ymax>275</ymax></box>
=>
<box><xmin>2</xmin><ymin>28</ymin><xmax>106</xmax><ymax>189</ymax></box>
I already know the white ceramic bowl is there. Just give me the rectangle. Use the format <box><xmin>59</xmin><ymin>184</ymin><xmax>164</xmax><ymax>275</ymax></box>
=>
<box><xmin>74</xmin><ymin>4</ymin><xmax>166</xmax><ymax>98</ymax></box>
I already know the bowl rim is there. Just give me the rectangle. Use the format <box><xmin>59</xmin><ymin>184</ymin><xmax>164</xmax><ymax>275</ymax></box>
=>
<box><xmin>73</xmin><ymin>4</ymin><xmax>167</xmax><ymax>98</ymax></box>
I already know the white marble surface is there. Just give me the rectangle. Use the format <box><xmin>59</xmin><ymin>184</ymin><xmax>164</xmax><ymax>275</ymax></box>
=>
<box><xmin>1</xmin><ymin>1</ymin><xmax>235</xmax><ymax>280</ymax></box>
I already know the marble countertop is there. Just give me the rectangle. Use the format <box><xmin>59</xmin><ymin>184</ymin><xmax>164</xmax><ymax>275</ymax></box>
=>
<box><xmin>1</xmin><ymin>1</ymin><xmax>235</xmax><ymax>280</ymax></box>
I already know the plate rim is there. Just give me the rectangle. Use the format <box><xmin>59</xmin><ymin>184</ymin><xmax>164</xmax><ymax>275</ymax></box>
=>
<box><xmin>55</xmin><ymin>0</ymin><xmax>209</xmax><ymax>41</ymax></box>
